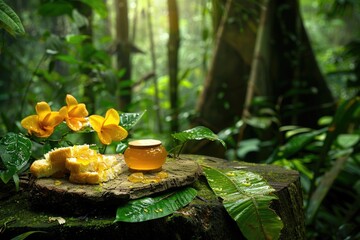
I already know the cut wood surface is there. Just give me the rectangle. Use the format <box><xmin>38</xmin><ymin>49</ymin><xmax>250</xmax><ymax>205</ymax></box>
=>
<box><xmin>1</xmin><ymin>154</ymin><xmax>305</xmax><ymax>240</ymax></box>
<box><xmin>29</xmin><ymin>155</ymin><xmax>202</xmax><ymax>214</ymax></box>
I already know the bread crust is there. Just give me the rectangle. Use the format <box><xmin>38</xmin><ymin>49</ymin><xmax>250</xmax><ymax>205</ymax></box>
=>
<box><xmin>30</xmin><ymin>145</ymin><xmax>122</xmax><ymax>184</ymax></box>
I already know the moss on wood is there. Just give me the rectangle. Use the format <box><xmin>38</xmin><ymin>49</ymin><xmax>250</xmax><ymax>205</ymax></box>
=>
<box><xmin>0</xmin><ymin>154</ymin><xmax>305</xmax><ymax>240</ymax></box>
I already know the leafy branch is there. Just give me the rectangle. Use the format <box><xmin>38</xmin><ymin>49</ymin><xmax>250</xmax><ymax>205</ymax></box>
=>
<box><xmin>0</xmin><ymin>0</ymin><xmax>25</xmax><ymax>37</ymax></box>
<box><xmin>170</xmin><ymin>126</ymin><xmax>226</xmax><ymax>158</ymax></box>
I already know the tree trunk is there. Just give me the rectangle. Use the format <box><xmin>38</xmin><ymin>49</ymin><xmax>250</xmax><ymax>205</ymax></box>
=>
<box><xmin>147</xmin><ymin>0</ymin><xmax>163</xmax><ymax>133</ymax></box>
<box><xmin>115</xmin><ymin>0</ymin><xmax>132</xmax><ymax>110</ymax></box>
<box><xmin>194</xmin><ymin>0</ymin><xmax>257</xmax><ymax>132</ymax></box>
<box><xmin>191</xmin><ymin>0</ymin><xmax>335</xmax><ymax>156</ymax></box>
<box><xmin>167</xmin><ymin>0</ymin><xmax>180</xmax><ymax>132</ymax></box>
<box><xmin>271</xmin><ymin>0</ymin><xmax>335</xmax><ymax>126</ymax></box>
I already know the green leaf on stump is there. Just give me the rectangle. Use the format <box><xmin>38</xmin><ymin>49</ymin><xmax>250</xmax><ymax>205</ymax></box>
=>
<box><xmin>172</xmin><ymin>126</ymin><xmax>226</xmax><ymax>147</ymax></box>
<box><xmin>202</xmin><ymin>165</ymin><xmax>283</xmax><ymax>240</ymax></box>
<box><xmin>115</xmin><ymin>187</ymin><xmax>197</xmax><ymax>223</ymax></box>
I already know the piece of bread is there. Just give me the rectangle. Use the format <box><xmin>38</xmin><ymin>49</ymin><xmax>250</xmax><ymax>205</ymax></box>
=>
<box><xmin>30</xmin><ymin>159</ymin><xmax>54</xmax><ymax>178</ymax></box>
<box><xmin>30</xmin><ymin>145</ymin><xmax>122</xmax><ymax>184</ymax></box>
<box><xmin>69</xmin><ymin>158</ymin><xmax>122</xmax><ymax>184</ymax></box>
<box><xmin>30</xmin><ymin>146</ymin><xmax>74</xmax><ymax>178</ymax></box>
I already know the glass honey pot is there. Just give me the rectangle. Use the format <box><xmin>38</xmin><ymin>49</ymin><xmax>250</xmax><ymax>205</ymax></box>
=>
<box><xmin>124</xmin><ymin>139</ymin><xmax>167</xmax><ymax>171</ymax></box>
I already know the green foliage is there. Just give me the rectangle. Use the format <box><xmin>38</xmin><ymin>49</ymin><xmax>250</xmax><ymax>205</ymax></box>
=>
<box><xmin>0</xmin><ymin>133</ymin><xmax>32</xmax><ymax>190</ymax></box>
<box><xmin>79</xmin><ymin>0</ymin><xmax>107</xmax><ymax>18</ymax></box>
<box><xmin>202</xmin><ymin>165</ymin><xmax>283</xmax><ymax>240</ymax></box>
<box><xmin>38</xmin><ymin>1</ymin><xmax>73</xmax><ymax>17</ymax></box>
<box><xmin>269</xmin><ymin>97</ymin><xmax>360</xmax><ymax>238</ymax></box>
<box><xmin>277</xmin><ymin>128</ymin><xmax>327</xmax><ymax>159</ymax></box>
<box><xmin>0</xmin><ymin>0</ymin><xmax>25</xmax><ymax>36</ymax></box>
<box><xmin>171</xmin><ymin>126</ymin><xmax>226</xmax><ymax>157</ymax></box>
<box><xmin>120</xmin><ymin>111</ymin><xmax>146</xmax><ymax>131</ymax></box>
<box><xmin>114</xmin><ymin>187</ymin><xmax>197</xmax><ymax>223</ymax></box>
<box><xmin>116</xmin><ymin>111</ymin><xmax>147</xmax><ymax>153</ymax></box>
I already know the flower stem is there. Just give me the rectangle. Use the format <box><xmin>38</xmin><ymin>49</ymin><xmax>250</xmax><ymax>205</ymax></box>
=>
<box><xmin>100</xmin><ymin>144</ymin><xmax>107</xmax><ymax>154</ymax></box>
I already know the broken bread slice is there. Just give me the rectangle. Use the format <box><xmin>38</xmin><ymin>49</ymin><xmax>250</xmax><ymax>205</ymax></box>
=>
<box><xmin>30</xmin><ymin>159</ymin><xmax>55</xmax><ymax>178</ymax></box>
<box><xmin>30</xmin><ymin>145</ymin><xmax>122</xmax><ymax>184</ymax></box>
<box><xmin>68</xmin><ymin>155</ymin><xmax>122</xmax><ymax>184</ymax></box>
<box><xmin>30</xmin><ymin>146</ymin><xmax>74</xmax><ymax>178</ymax></box>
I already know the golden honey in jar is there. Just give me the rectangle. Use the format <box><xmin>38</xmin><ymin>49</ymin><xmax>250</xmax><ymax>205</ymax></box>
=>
<box><xmin>124</xmin><ymin>139</ymin><xmax>167</xmax><ymax>171</ymax></box>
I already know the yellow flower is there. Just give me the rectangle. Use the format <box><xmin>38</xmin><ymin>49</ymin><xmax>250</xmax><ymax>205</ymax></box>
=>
<box><xmin>89</xmin><ymin>108</ymin><xmax>128</xmax><ymax>145</ymax></box>
<box><xmin>21</xmin><ymin>102</ymin><xmax>64</xmax><ymax>138</ymax></box>
<box><xmin>59</xmin><ymin>94</ymin><xmax>89</xmax><ymax>131</ymax></box>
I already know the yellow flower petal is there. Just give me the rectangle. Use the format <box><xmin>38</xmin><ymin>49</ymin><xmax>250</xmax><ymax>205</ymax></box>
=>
<box><xmin>21</xmin><ymin>115</ymin><xmax>53</xmax><ymax>138</ymax></box>
<box><xmin>36</xmin><ymin>102</ymin><xmax>51</xmax><ymax>122</ymax></box>
<box><xmin>66</xmin><ymin>94</ymin><xmax>78</xmax><ymax>106</ymax></box>
<box><xmin>66</xmin><ymin>118</ymin><xmax>86</xmax><ymax>131</ymax></box>
<box><xmin>21</xmin><ymin>115</ymin><xmax>41</xmax><ymax>133</ymax></box>
<box><xmin>59</xmin><ymin>106</ymin><xmax>68</xmax><ymax>118</ymax></box>
<box><xmin>89</xmin><ymin>109</ymin><xmax>127</xmax><ymax>145</ymax></box>
<box><xmin>22</xmin><ymin>102</ymin><xmax>63</xmax><ymax>138</ymax></box>
<box><xmin>89</xmin><ymin>115</ymin><xmax>105</xmax><ymax>133</ymax></box>
<box><xmin>68</xmin><ymin>103</ymin><xmax>88</xmax><ymax>118</ymax></box>
<box><xmin>103</xmin><ymin>124</ymin><xmax>128</xmax><ymax>142</ymax></box>
<box><xmin>104</xmin><ymin>108</ymin><xmax>120</xmax><ymax>126</ymax></box>
<box><xmin>61</xmin><ymin>95</ymin><xmax>88</xmax><ymax>131</ymax></box>
<box><xmin>42</xmin><ymin>111</ymin><xmax>63</xmax><ymax>128</ymax></box>
<box><xmin>97</xmin><ymin>129</ymin><xmax>112</xmax><ymax>145</ymax></box>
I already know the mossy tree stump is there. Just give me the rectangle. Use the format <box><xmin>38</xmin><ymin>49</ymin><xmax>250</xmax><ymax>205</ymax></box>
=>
<box><xmin>0</xmin><ymin>155</ymin><xmax>305</xmax><ymax>240</ymax></box>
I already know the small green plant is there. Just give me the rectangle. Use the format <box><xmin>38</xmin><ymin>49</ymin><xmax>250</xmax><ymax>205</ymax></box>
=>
<box><xmin>170</xmin><ymin>126</ymin><xmax>226</xmax><ymax>158</ymax></box>
<box><xmin>268</xmin><ymin>96</ymin><xmax>360</xmax><ymax>238</ymax></box>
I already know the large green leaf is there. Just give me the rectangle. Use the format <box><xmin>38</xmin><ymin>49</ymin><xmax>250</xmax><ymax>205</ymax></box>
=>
<box><xmin>0</xmin><ymin>132</ymin><xmax>32</xmax><ymax>171</ymax></box>
<box><xmin>0</xmin><ymin>0</ymin><xmax>25</xmax><ymax>36</ymax></box>
<box><xmin>114</xmin><ymin>187</ymin><xmax>197</xmax><ymax>222</ymax></box>
<box><xmin>322</xmin><ymin>97</ymin><xmax>360</xmax><ymax>156</ymax></box>
<box><xmin>79</xmin><ymin>0</ymin><xmax>108</xmax><ymax>18</ymax></box>
<box><xmin>306</xmin><ymin>153</ymin><xmax>351</xmax><ymax>224</ymax></box>
<box><xmin>278</xmin><ymin>128</ymin><xmax>326</xmax><ymax>158</ymax></box>
<box><xmin>202</xmin><ymin>166</ymin><xmax>283</xmax><ymax>240</ymax></box>
<box><xmin>172</xmin><ymin>126</ymin><xmax>226</xmax><ymax>147</ymax></box>
<box><xmin>0</xmin><ymin>133</ymin><xmax>32</xmax><ymax>190</ymax></box>
<box><xmin>336</xmin><ymin>133</ymin><xmax>360</xmax><ymax>149</ymax></box>
<box><xmin>120</xmin><ymin>111</ymin><xmax>146</xmax><ymax>131</ymax></box>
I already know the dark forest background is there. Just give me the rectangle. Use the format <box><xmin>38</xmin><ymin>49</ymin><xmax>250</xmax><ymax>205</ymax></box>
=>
<box><xmin>1</xmin><ymin>0</ymin><xmax>360</xmax><ymax>239</ymax></box>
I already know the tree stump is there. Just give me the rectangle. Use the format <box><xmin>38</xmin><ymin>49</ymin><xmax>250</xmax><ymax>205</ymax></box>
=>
<box><xmin>29</xmin><ymin>155</ymin><xmax>202</xmax><ymax>215</ymax></box>
<box><xmin>0</xmin><ymin>155</ymin><xmax>305</xmax><ymax>240</ymax></box>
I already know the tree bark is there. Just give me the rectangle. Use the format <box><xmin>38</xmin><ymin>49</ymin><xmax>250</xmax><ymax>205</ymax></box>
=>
<box><xmin>167</xmin><ymin>0</ymin><xmax>180</xmax><ymax>132</ymax></box>
<box><xmin>271</xmin><ymin>0</ymin><xmax>335</xmax><ymax>126</ymax></box>
<box><xmin>1</xmin><ymin>155</ymin><xmax>305</xmax><ymax>240</ymax></box>
<box><xmin>115</xmin><ymin>0</ymin><xmax>132</xmax><ymax>110</ymax></box>
<box><xmin>147</xmin><ymin>0</ymin><xmax>163</xmax><ymax>133</ymax></box>
<box><xmin>191</xmin><ymin>0</ymin><xmax>335</xmax><ymax>156</ymax></box>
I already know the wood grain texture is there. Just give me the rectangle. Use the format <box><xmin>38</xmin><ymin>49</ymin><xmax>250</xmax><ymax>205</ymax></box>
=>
<box><xmin>29</xmin><ymin>155</ymin><xmax>202</xmax><ymax>214</ymax></box>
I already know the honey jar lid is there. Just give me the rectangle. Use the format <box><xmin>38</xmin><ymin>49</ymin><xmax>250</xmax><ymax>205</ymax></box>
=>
<box><xmin>128</xmin><ymin>139</ymin><xmax>162</xmax><ymax>147</ymax></box>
